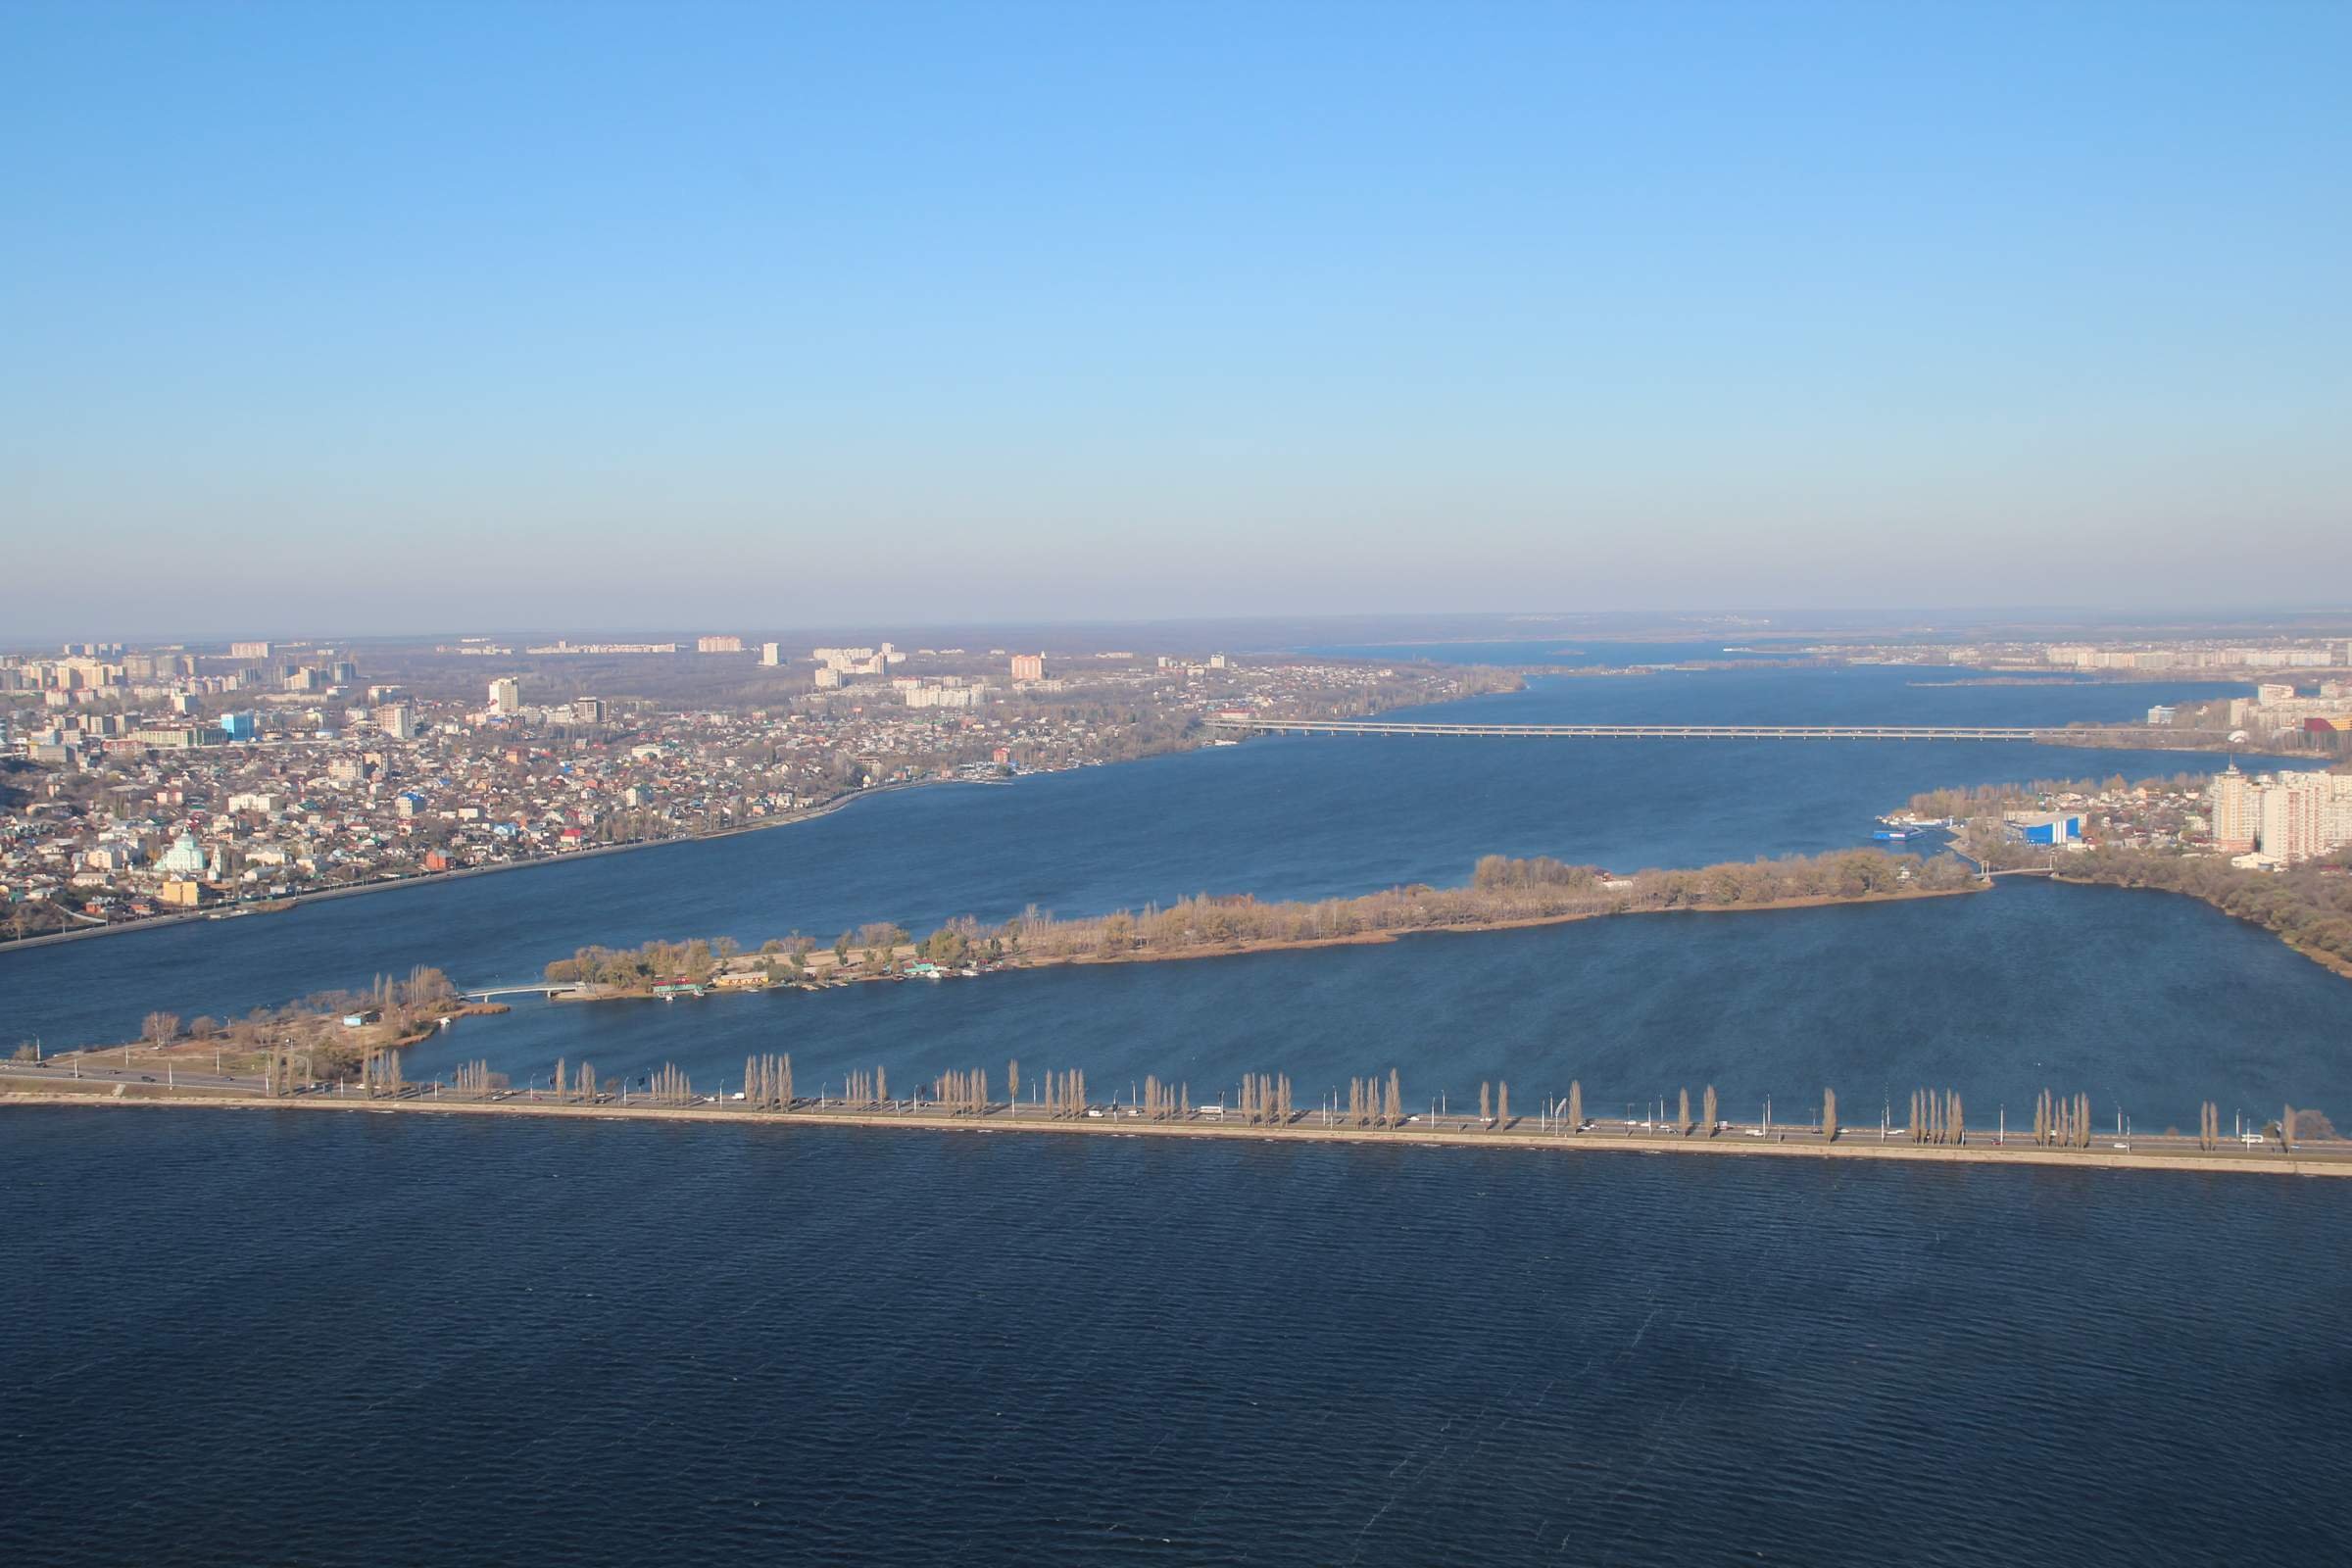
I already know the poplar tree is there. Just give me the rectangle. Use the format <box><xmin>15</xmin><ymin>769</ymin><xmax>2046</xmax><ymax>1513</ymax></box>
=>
<box><xmin>1823</xmin><ymin>1087</ymin><xmax>1837</xmax><ymax>1143</ymax></box>
<box><xmin>1678</xmin><ymin>1088</ymin><xmax>1691</xmax><ymax>1136</ymax></box>
<box><xmin>1496</xmin><ymin>1081</ymin><xmax>1509</xmax><ymax>1128</ymax></box>
<box><xmin>1568</xmin><ymin>1080</ymin><xmax>1583</xmax><ymax>1133</ymax></box>
<box><xmin>1701</xmin><ymin>1085</ymin><xmax>1718</xmax><ymax>1137</ymax></box>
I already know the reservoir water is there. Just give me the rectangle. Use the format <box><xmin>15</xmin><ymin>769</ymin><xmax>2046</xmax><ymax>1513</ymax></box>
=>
<box><xmin>0</xmin><ymin>666</ymin><xmax>2300</xmax><ymax>1050</ymax></box>
<box><xmin>5</xmin><ymin>1109</ymin><xmax>2348</xmax><ymax>1567</ymax></box>
<box><xmin>399</xmin><ymin>877</ymin><xmax>2352</xmax><ymax>1138</ymax></box>
<box><xmin>6</xmin><ymin>664</ymin><xmax>2348</xmax><ymax>1564</ymax></box>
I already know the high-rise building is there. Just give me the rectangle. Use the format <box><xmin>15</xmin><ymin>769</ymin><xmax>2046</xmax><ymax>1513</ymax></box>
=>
<box><xmin>2209</xmin><ymin>767</ymin><xmax>2257</xmax><ymax>854</ymax></box>
<box><xmin>2225</xmin><ymin>768</ymin><xmax>2352</xmax><ymax>863</ymax></box>
<box><xmin>760</xmin><ymin>642</ymin><xmax>784</xmax><ymax>666</ymax></box>
<box><xmin>376</xmin><ymin>704</ymin><xmax>418</xmax><ymax>740</ymax></box>
<box><xmin>488</xmin><ymin>677</ymin><xmax>521</xmax><ymax>715</ymax></box>
<box><xmin>229</xmin><ymin>641</ymin><xmax>272</xmax><ymax>660</ymax></box>
<box><xmin>1009</xmin><ymin>653</ymin><xmax>1045</xmax><ymax>682</ymax></box>
<box><xmin>2259</xmin><ymin>774</ymin><xmax>2331</xmax><ymax>863</ymax></box>
<box><xmin>696</xmin><ymin>635</ymin><xmax>745</xmax><ymax>654</ymax></box>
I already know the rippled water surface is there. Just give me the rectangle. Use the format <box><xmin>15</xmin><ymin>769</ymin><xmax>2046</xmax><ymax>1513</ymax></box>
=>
<box><xmin>4</xmin><ymin>1110</ymin><xmax>2348</xmax><ymax>1567</ymax></box>
<box><xmin>0</xmin><ymin>667</ymin><xmax>2298</xmax><ymax>1048</ymax></box>
<box><xmin>8</xmin><ymin>666</ymin><xmax>2349</xmax><ymax>1565</ymax></box>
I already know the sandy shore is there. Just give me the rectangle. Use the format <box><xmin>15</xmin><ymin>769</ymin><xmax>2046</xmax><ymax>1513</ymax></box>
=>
<box><xmin>8</xmin><ymin>1091</ymin><xmax>2343</xmax><ymax>1179</ymax></box>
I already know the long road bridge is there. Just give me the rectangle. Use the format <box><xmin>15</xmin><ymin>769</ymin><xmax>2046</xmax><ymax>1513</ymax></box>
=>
<box><xmin>1208</xmin><ymin>717</ymin><xmax>2052</xmax><ymax>741</ymax></box>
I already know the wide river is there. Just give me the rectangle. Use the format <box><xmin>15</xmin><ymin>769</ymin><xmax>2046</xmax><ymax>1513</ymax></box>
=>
<box><xmin>0</xmin><ymin>662</ymin><xmax>2306</xmax><ymax>1051</ymax></box>
<box><xmin>6</xmin><ymin>662</ymin><xmax>2349</xmax><ymax>1564</ymax></box>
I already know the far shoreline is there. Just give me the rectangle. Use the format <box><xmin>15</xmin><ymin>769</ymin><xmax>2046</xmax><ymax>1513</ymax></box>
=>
<box><xmin>0</xmin><ymin>774</ymin><xmax>985</xmax><ymax>956</ymax></box>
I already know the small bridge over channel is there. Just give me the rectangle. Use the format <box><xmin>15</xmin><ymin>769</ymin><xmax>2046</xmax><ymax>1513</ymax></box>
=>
<box><xmin>464</xmin><ymin>983</ymin><xmax>586</xmax><ymax>1002</ymax></box>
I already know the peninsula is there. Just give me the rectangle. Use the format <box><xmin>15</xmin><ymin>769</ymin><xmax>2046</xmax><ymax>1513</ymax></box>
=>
<box><xmin>540</xmin><ymin>848</ymin><xmax>1984</xmax><ymax>997</ymax></box>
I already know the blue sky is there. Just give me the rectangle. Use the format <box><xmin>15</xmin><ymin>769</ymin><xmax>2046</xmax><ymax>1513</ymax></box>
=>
<box><xmin>3</xmin><ymin>1</ymin><xmax>2346</xmax><ymax>637</ymax></box>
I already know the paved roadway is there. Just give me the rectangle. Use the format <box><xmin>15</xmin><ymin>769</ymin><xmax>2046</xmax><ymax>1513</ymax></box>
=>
<box><xmin>2</xmin><ymin>1074</ymin><xmax>2318</xmax><ymax>1167</ymax></box>
<box><xmin>1</xmin><ymin>1060</ymin><xmax>264</xmax><ymax>1092</ymax></box>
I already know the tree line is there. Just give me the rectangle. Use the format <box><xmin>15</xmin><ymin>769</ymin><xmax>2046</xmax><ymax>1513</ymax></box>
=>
<box><xmin>391</xmin><ymin>1057</ymin><xmax>2325</xmax><ymax>1157</ymax></box>
<box><xmin>540</xmin><ymin>848</ymin><xmax>1977</xmax><ymax>991</ymax></box>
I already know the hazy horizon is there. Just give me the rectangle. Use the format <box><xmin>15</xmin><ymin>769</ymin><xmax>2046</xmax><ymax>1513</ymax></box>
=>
<box><xmin>17</xmin><ymin>605</ymin><xmax>2352</xmax><ymax>654</ymax></box>
<box><xmin>5</xmin><ymin>2</ymin><xmax>2347</xmax><ymax>634</ymax></box>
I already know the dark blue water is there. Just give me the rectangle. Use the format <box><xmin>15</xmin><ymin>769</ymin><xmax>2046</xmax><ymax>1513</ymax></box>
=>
<box><xmin>0</xmin><ymin>669</ymin><xmax>2292</xmax><ymax>1050</ymax></box>
<box><xmin>400</xmin><ymin>878</ymin><xmax>2352</xmax><ymax>1140</ymax></box>
<box><xmin>8</xmin><ymin>665</ymin><xmax>2350</xmax><ymax>1565</ymax></box>
<box><xmin>5</xmin><ymin>1109</ymin><xmax>2348</xmax><ymax>1567</ymax></box>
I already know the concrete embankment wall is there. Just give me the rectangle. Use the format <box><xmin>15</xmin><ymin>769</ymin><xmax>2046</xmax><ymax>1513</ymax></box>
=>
<box><xmin>6</xmin><ymin>1092</ymin><xmax>2346</xmax><ymax>1179</ymax></box>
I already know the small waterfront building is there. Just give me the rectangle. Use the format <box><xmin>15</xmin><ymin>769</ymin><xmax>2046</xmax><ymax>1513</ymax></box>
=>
<box><xmin>2003</xmin><ymin>811</ymin><xmax>2083</xmax><ymax>846</ymax></box>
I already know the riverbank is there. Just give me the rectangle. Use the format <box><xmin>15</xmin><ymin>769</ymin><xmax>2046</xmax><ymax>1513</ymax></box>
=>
<box><xmin>543</xmin><ymin>853</ymin><xmax>1987</xmax><ymax>1002</ymax></box>
<box><xmin>0</xmin><ymin>775</ymin><xmax>980</xmax><ymax>955</ymax></box>
<box><xmin>7</xmin><ymin>1091</ymin><xmax>2342</xmax><ymax>1177</ymax></box>
<box><xmin>2047</xmin><ymin>868</ymin><xmax>2352</xmax><ymax>985</ymax></box>
<box><xmin>552</xmin><ymin>882</ymin><xmax>1989</xmax><ymax>1004</ymax></box>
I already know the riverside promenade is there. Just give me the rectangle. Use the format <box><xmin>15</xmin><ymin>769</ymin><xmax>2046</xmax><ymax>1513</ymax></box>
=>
<box><xmin>7</xmin><ymin>1085</ymin><xmax>2346</xmax><ymax>1179</ymax></box>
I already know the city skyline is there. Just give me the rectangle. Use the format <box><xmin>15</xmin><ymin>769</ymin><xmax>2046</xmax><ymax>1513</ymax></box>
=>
<box><xmin>6</xmin><ymin>1</ymin><xmax>2349</xmax><ymax>633</ymax></box>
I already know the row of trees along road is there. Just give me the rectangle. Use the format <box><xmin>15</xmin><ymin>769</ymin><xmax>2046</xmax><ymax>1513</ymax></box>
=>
<box><xmin>310</xmin><ymin>1046</ymin><xmax>2332</xmax><ymax>1155</ymax></box>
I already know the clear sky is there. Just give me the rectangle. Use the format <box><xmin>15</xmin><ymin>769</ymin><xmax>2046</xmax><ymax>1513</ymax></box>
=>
<box><xmin>3</xmin><ymin>1</ymin><xmax>2347</xmax><ymax>638</ymax></box>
